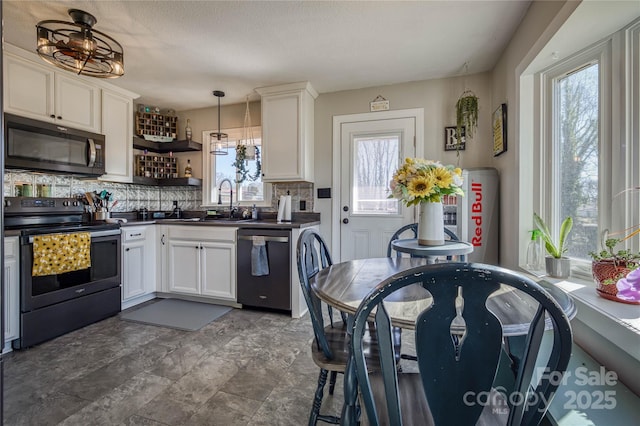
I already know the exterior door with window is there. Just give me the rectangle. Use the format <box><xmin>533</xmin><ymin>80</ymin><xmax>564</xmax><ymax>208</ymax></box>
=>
<box><xmin>340</xmin><ymin>118</ymin><xmax>415</xmax><ymax>260</ymax></box>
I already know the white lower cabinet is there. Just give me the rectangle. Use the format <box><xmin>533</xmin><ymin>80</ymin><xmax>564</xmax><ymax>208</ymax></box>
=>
<box><xmin>164</xmin><ymin>226</ymin><xmax>237</xmax><ymax>301</ymax></box>
<box><xmin>4</xmin><ymin>236</ymin><xmax>20</xmax><ymax>352</ymax></box>
<box><xmin>121</xmin><ymin>226</ymin><xmax>156</xmax><ymax>309</ymax></box>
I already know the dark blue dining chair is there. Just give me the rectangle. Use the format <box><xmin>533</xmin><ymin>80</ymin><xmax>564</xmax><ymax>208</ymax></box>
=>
<box><xmin>387</xmin><ymin>223</ymin><xmax>462</xmax><ymax>260</ymax></box>
<box><xmin>297</xmin><ymin>228</ymin><xmax>401</xmax><ymax>425</ymax></box>
<box><xmin>351</xmin><ymin>262</ymin><xmax>573</xmax><ymax>426</ymax></box>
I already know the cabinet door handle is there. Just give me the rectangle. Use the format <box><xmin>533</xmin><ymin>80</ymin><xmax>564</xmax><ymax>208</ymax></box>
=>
<box><xmin>50</xmin><ymin>114</ymin><xmax>55</xmax><ymax>119</ymax></box>
<box><xmin>161</xmin><ymin>234</ymin><xmax>165</xmax><ymax>245</ymax></box>
<box><xmin>57</xmin><ymin>116</ymin><xmax>62</xmax><ymax>120</ymax></box>
<box><xmin>130</xmin><ymin>233</ymin><xmax>142</xmax><ymax>237</ymax></box>
<box><xmin>125</xmin><ymin>248</ymin><xmax>130</xmax><ymax>251</ymax></box>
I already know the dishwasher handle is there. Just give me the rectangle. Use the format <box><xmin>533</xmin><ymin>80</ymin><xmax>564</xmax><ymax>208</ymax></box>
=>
<box><xmin>238</xmin><ymin>235</ymin><xmax>289</xmax><ymax>243</ymax></box>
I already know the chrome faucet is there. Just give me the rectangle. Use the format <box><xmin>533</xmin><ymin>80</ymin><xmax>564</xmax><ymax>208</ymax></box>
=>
<box><xmin>218</xmin><ymin>178</ymin><xmax>234</xmax><ymax>218</ymax></box>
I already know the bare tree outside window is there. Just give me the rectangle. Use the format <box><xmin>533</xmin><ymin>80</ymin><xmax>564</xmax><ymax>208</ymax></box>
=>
<box><xmin>353</xmin><ymin>136</ymin><xmax>400</xmax><ymax>214</ymax></box>
<box><xmin>557</xmin><ymin>63</ymin><xmax>599</xmax><ymax>260</ymax></box>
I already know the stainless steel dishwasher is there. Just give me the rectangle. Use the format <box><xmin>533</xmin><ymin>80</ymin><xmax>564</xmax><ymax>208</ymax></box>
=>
<box><xmin>237</xmin><ymin>228</ymin><xmax>291</xmax><ymax>311</ymax></box>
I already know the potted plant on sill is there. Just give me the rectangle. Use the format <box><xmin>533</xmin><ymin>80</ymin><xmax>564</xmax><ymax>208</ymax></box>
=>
<box><xmin>533</xmin><ymin>212</ymin><xmax>573</xmax><ymax>279</ymax></box>
<box><xmin>590</xmin><ymin>237</ymin><xmax>640</xmax><ymax>304</ymax></box>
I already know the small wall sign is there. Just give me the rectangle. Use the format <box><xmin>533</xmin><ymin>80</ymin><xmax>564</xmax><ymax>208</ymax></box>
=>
<box><xmin>370</xmin><ymin>95</ymin><xmax>389</xmax><ymax>112</ymax></box>
<box><xmin>444</xmin><ymin>126</ymin><xmax>466</xmax><ymax>151</ymax></box>
<box><xmin>493</xmin><ymin>103</ymin><xmax>507</xmax><ymax>156</ymax></box>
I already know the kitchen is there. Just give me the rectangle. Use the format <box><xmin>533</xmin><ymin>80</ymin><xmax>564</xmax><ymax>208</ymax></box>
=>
<box><xmin>1</xmin><ymin>1</ymin><xmax>640</xmax><ymax>425</ymax></box>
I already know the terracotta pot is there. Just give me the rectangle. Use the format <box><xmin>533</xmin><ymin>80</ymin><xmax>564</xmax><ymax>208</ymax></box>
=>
<box><xmin>592</xmin><ymin>259</ymin><xmax>640</xmax><ymax>304</ymax></box>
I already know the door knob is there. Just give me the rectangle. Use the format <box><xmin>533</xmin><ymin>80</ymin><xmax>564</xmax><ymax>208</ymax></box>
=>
<box><xmin>343</xmin><ymin>218</ymin><xmax>349</xmax><ymax>224</ymax></box>
<box><xmin>343</xmin><ymin>206</ymin><xmax>349</xmax><ymax>212</ymax></box>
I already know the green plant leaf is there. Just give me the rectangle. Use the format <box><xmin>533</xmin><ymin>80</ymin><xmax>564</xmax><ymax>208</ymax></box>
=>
<box><xmin>557</xmin><ymin>216</ymin><xmax>573</xmax><ymax>255</ymax></box>
<box><xmin>534</xmin><ymin>212</ymin><xmax>556</xmax><ymax>256</ymax></box>
<box><xmin>533</xmin><ymin>212</ymin><xmax>569</xmax><ymax>258</ymax></box>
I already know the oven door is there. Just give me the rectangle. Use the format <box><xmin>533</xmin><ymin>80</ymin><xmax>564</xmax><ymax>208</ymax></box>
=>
<box><xmin>20</xmin><ymin>229</ymin><xmax>121</xmax><ymax>311</ymax></box>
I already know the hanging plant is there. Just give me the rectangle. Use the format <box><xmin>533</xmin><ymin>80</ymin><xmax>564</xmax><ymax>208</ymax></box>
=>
<box><xmin>456</xmin><ymin>90</ymin><xmax>479</xmax><ymax>143</ymax></box>
<box><xmin>233</xmin><ymin>145</ymin><xmax>261</xmax><ymax>183</ymax></box>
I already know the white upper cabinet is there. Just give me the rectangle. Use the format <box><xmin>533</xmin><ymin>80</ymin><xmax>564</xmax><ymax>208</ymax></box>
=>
<box><xmin>100</xmin><ymin>89</ymin><xmax>134</xmax><ymax>182</ymax></box>
<box><xmin>4</xmin><ymin>51</ymin><xmax>101</xmax><ymax>133</ymax></box>
<box><xmin>4</xmin><ymin>44</ymin><xmax>140</xmax><ymax>180</ymax></box>
<box><xmin>54</xmin><ymin>73</ymin><xmax>101</xmax><ymax>132</ymax></box>
<box><xmin>256</xmin><ymin>82</ymin><xmax>317</xmax><ymax>182</ymax></box>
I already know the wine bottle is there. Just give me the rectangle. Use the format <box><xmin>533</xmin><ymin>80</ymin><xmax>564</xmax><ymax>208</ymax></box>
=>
<box><xmin>185</xmin><ymin>119</ymin><xmax>192</xmax><ymax>141</ymax></box>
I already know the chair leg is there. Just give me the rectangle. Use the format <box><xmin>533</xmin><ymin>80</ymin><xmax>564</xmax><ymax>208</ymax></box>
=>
<box><xmin>329</xmin><ymin>371</ymin><xmax>337</xmax><ymax>395</ymax></box>
<box><xmin>327</xmin><ymin>305</ymin><xmax>335</xmax><ymax>328</ymax></box>
<box><xmin>309</xmin><ymin>369</ymin><xmax>328</xmax><ymax>426</ymax></box>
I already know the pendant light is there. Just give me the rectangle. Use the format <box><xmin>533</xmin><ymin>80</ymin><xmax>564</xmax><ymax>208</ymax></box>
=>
<box><xmin>36</xmin><ymin>9</ymin><xmax>124</xmax><ymax>78</ymax></box>
<box><xmin>210</xmin><ymin>90</ymin><xmax>229</xmax><ymax>155</ymax></box>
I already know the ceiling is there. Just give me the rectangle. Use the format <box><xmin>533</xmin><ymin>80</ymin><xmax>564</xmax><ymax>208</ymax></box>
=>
<box><xmin>3</xmin><ymin>1</ymin><xmax>531</xmax><ymax>111</ymax></box>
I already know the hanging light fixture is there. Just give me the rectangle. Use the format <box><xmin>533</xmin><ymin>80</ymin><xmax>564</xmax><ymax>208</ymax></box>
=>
<box><xmin>210</xmin><ymin>90</ymin><xmax>229</xmax><ymax>155</ymax></box>
<box><xmin>36</xmin><ymin>9</ymin><xmax>124</xmax><ymax>78</ymax></box>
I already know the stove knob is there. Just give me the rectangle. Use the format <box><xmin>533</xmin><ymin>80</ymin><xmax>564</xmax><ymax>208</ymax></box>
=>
<box><xmin>73</xmin><ymin>201</ymin><xmax>80</xmax><ymax>207</ymax></box>
<box><xmin>62</xmin><ymin>200</ymin><xmax>70</xmax><ymax>207</ymax></box>
<box><xmin>4</xmin><ymin>199</ymin><xmax>10</xmax><ymax>208</ymax></box>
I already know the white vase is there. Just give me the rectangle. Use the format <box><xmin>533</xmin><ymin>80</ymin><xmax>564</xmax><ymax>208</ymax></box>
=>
<box><xmin>418</xmin><ymin>201</ymin><xmax>445</xmax><ymax>246</ymax></box>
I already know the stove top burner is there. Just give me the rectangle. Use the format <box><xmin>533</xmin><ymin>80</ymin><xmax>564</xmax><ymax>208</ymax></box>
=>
<box><xmin>4</xmin><ymin>196</ymin><xmax>119</xmax><ymax>234</ymax></box>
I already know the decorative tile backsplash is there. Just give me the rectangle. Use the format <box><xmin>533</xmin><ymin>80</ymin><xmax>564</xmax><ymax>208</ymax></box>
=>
<box><xmin>3</xmin><ymin>171</ymin><xmax>202</xmax><ymax>212</ymax></box>
<box><xmin>3</xmin><ymin>171</ymin><xmax>315</xmax><ymax>213</ymax></box>
<box><xmin>272</xmin><ymin>182</ymin><xmax>314</xmax><ymax>212</ymax></box>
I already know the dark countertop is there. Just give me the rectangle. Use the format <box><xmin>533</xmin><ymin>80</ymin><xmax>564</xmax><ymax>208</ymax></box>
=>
<box><xmin>118</xmin><ymin>211</ymin><xmax>320</xmax><ymax>230</ymax></box>
<box><xmin>3</xmin><ymin>212</ymin><xmax>320</xmax><ymax>235</ymax></box>
<box><xmin>121</xmin><ymin>217</ymin><xmax>320</xmax><ymax>229</ymax></box>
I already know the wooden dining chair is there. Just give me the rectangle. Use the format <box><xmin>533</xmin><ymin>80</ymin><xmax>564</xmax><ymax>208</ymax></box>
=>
<box><xmin>297</xmin><ymin>228</ymin><xmax>401</xmax><ymax>425</ymax></box>
<box><xmin>387</xmin><ymin>223</ymin><xmax>461</xmax><ymax>260</ymax></box>
<box><xmin>351</xmin><ymin>262</ymin><xmax>573</xmax><ymax>426</ymax></box>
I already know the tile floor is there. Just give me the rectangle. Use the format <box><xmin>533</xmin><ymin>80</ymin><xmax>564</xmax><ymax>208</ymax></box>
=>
<box><xmin>2</xmin><ymin>303</ymin><xmax>347</xmax><ymax>425</ymax></box>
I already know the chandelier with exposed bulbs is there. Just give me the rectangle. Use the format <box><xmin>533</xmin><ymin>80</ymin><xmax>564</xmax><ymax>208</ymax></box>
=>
<box><xmin>36</xmin><ymin>9</ymin><xmax>124</xmax><ymax>78</ymax></box>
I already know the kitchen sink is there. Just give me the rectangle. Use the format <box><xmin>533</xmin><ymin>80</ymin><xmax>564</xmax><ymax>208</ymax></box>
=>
<box><xmin>203</xmin><ymin>217</ymin><xmax>255</xmax><ymax>223</ymax></box>
<box><xmin>157</xmin><ymin>217</ymin><xmax>256</xmax><ymax>223</ymax></box>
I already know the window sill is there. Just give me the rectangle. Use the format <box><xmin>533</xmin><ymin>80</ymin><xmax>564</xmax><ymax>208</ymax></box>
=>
<box><xmin>521</xmin><ymin>266</ymin><xmax>640</xmax><ymax>396</ymax></box>
<box><xmin>521</xmin><ymin>267</ymin><xmax>639</xmax><ymax>360</ymax></box>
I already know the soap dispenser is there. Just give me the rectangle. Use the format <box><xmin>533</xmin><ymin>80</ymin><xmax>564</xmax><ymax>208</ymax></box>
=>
<box><xmin>526</xmin><ymin>229</ymin><xmax>543</xmax><ymax>270</ymax></box>
<box><xmin>172</xmin><ymin>200</ymin><xmax>182</xmax><ymax>219</ymax></box>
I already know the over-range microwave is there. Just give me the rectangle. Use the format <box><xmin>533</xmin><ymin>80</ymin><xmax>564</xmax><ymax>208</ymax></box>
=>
<box><xmin>4</xmin><ymin>113</ymin><xmax>106</xmax><ymax>176</ymax></box>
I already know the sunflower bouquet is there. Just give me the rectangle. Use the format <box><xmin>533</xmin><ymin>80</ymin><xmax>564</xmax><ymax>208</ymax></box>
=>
<box><xmin>389</xmin><ymin>158</ymin><xmax>464</xmax><ymax>206</ymax></box>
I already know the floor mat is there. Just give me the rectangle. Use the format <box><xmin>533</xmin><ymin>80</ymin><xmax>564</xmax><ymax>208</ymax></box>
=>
<box><xmin>120</xmin><ymin>298</ymin><xmax>232</xmax><ymax>331</ymax></box>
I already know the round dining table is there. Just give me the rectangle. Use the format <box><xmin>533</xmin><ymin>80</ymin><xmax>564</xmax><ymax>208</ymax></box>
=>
<box><xmin>311</xmin><ymin>257</ymin><xmax>576</xmax><ymax>425</ymax></box>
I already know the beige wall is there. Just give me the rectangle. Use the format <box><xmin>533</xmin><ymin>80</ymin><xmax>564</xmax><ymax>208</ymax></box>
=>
<box><xmin>490</xmin><ymin>0</ymin><xmax>575</xmax><ymax>269</ymax></box>
<box><xmin>313</xmin><ymin>73</ymin><xmax>493</xmax><ymax>248</ymax></box>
